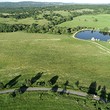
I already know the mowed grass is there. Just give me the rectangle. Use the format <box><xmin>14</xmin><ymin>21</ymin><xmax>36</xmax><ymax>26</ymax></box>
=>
<box><xmin>0</xmin><ymin>32</ymin><xmax>110</xmax><ymax>90</ymax></box>
<box><xmin>58</xmin><ymin>14</ymin><xmax>110</xmax><ymax>29</ymax></box>
<box><xmin>0</xmin><ymin>92</ymin><xmax>98</xmax><ymax>110</ymax></box>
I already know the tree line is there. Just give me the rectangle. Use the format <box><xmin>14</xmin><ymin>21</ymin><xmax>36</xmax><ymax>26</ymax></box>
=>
<box><xmin>0</xmin><ymin>23</ymin><xmax>29</xmax><ymax>32</ymax></box>
<box><xmin>0</xmin><ymin>23</ymin><xmax>92</xmax><ymax>34</ymax></box>
<box><xmin>0</xmin><ymin>73</ymin><xmax>110</xmax><ymax>103</ymax></box>
<box><xmin>87</xmin><ymin>81</ymin><xmax>110</xmax><ymax>103</ymax></box>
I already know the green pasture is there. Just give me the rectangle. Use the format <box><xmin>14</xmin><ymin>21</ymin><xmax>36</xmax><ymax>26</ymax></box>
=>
<box><xmin>54</xmin><ymin>11</ymin><xmax>71</xmax><ymax>16</ymax></box>
<box><xmin>0</xmin><ymin>32</ymin><xmax>110</xmax><ymax>91</ymax></box>
<box><xmin>0</xmin><ymin>92</ymin><xmax>99</xmax><ymax>110</ymax></box>
<box><xmin>36</xmin><ymin>19</ymin><xmax>49</xmax><ymax>25</ymax></box>
<box><xmin>0</xmin><ymin>17</ymin><xmax>49</xmax><ymax>25</ymax></box>
<box><xmin>58</xmin><ymin>14</ymin><xmax>110</xmax><ymax>29</ymax></box>
<box><xmin>0</xmin><ymin>17</ymin><xmax>35</xmax><ymax>24</ymax></box>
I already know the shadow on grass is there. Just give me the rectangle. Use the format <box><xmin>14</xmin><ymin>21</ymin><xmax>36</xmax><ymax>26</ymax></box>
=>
<box><xmin>60</xmin><ymin>80</ymin><xmax>69</xmax><ymax>95</ymax></box>
<box><xmin>10</xmin><ymin>72</ymin><xmax>44</xmax><ymax>97</ymax></box>
<box><xmin>10</xmin><ymin>84</ymin><xmax>28</xmax><ymax>97</ymax></box>
<box><xmin>18</xmin><ymin>84</ymin><xmax>28</xmax><ymax>94</ymax></box>
<box><xmin>51</xmin><ymin>85</ymin><xmax>58</xmax><ymax>92</ymax></box>
<box><xmin>31</xmin><ymin>72</ymin><xmax>43</xmax><ymax>85</ymax></box>
<box><xmin>5</xmin><ymin>75</ymin><xmax>21</xmax><ymax>88</ymax></box>
<box><xmin>48</xmin><ymin>75</ymin><xmax>59</xmax><ymax>85</ymax></box>
<box><xmin>10</xmin><ymin>91</ymin><xmax>16</xmax><ymax>97</ymax></box>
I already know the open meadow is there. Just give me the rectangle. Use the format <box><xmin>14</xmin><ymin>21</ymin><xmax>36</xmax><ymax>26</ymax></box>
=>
<box><xmin>0</xmin><ymin>32</ymin><xmax>110</xmax><ymax>90</ymax></box>
<box><xmin>0</xmin><ymin>91</ymin><xmax>101</xmax><ymax>110</ymax></box>
<box><xmin>0</xmin><ymin>32</ymin><xmax>110</xmax><ymax>109</ymax></box>
<box><xmin>1</xmin><ymin>3</ymin><xmax>110</xmax><ymax>109</ymax></box>
<box><xmin>58</xmin><ymin>14</ymin><xmax>110</xmax><ymax>29</ymax></box>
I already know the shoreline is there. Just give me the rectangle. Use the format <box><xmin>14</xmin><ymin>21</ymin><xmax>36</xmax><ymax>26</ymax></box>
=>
<box><xmin>72</xmin><ymin>29</ymin><xmax>110</xmax><ymax>55</ymax></box>
<box><xmin>72</xmin><ymin>29</ymin><xmax>94</xmax><ymax>39</ymax></box>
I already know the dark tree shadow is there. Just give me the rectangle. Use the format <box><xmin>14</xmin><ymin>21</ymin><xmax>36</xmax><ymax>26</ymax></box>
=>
<box><xmin>48</xmin><ymin>75</ymin><xmax>59</xmax><ymax>85</ymax></box>
<box><xmin>31</xmin><ymin>72</ymin><xmax>43</xmax><ymax>85</ymax></box>
<box><xmin>5</xmin><ymin>75</ymin><xmax>21</xmax><ymax>88</ymax></box>
<box><xmin>100</xmin><ymin>86</ymin><xmax>106</xmax><ymax>103</ymax></box>
<box><xmin>64</xmin><ymin>80</ymin><xmax>69</xmax><ymax>86</ymax></box>
<box><xmin>60</xmin><ymin>80</ymin><xmax>69</xmax><ymax>95</ymax></box>
<box><xmin>75</xmin><ymin>80</ymin><xmax>79</xmax><ymax>87</ymax></box>
<box><xmin>60</xmin><ymin>86</ymin><xmax>67</xmax><ymax>95</ymax></box>
<box><xmin>18</xmin><ymin>84</ymin><xmax>28</xmax><ymax>94</ymax></box>
<box><xmin>88</xmin><ymin>81</ymin><xmax>97</xmax><ymax>95</ymax></box>
<box><xmin>51</xmin><ymin>85</ymin><xmax>58</xmax><ymax>92</ymax></box>
<box><xmin>10</xmin><ymin>91</ymin><xmax>16</xmax><ymax>98</ymax></box>
<box><xmin>10</xmin><ymin>84</ymin><xmax>28</xmax><ymax>97</ymax></box>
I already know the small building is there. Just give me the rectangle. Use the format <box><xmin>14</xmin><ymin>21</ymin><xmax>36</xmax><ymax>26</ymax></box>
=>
<box><xmin>91</xmin><ymin>37</ymin><xmax>95</xmax><ymax>41</ymax></box>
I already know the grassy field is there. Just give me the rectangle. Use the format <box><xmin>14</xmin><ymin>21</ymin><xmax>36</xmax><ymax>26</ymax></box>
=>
<box><xmin>58</xmin><ymin>14</ymin><xmax>110</xmax><ymax>29</ymax></box>
<box><xmin>0</xmin><ymin>32</ymin><xmax>110</xmax><ymax>91</ymax></box>
<box><xmin>36</xmin><ymin>19</ymin><xmax>49</xmax><ymax>25</ymax></box>
<box><xmin>1</xmin><ymin>6</ymin><xmax>110</xmax><ymax>110</ymax></box>
<box><xmin>54</xmin><ymin>11</ymin><xmax>71</xmax><ymax>16</ymax></box>
<box><xmin>0</xmin><ymin>17</ymin><xmax>49</xmax><ymax>25</ymax></box>
<box><xmin>0</xmin><ymin>91</ymin><xmax>106</xmax><ymax>110</ymax></box>
<box><xmin>0</xmin><ymin>17</ymin><xmax>36</xmax><ymax>24</ymax></box>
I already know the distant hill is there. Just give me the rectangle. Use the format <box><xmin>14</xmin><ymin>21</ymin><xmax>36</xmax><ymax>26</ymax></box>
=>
<box><xmin>0</xmin><ymin>1</ymin><xmax>69</xmax><ymax>8</ymax></box>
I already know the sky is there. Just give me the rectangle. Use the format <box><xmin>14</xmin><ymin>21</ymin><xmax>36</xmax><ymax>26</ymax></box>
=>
<box><xmin>0</xmin><ymin>0</ymin><xmax>110</xmax><ymax>4</ymax></box>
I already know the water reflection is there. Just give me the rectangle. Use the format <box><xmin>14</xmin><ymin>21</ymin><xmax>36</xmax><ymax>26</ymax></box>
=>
<box><xmin>75</xmin><ymin>30</ymin><xmax>110</xmax><ymax>41</ymax></box>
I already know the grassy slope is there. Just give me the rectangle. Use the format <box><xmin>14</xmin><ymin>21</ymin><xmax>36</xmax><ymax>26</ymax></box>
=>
<box><xmin>58</xmin><ymin>14</ymin><xmax>110</xmax><ymax>29</ymax></box>
<box><xmin>0</xmin><ymin>17</ymin><xmax>49</xmax><ymax>25</ymax></box>
<box><xmin>0</xmin><ymin>17</ymin><xmax>36</xmax><ymax>24</ymax></box>
<box><xmin>0</xmin><ymin>32</ymin><xmax>110</xmax><ymax>90</ymax></box>
<box><xmin>54</xmin><ymin>11</ymin><xmax>71</xmax><ymax>16</ymax></box>
<box><xmin>0</xmin><ymin>92</ymin><xmax>98</xmax><ymax>110</ymax></box>
<box><xmin>36</xmin><ymin>19</ymin><xmax>49</xmax><ymax>25</ymax></box>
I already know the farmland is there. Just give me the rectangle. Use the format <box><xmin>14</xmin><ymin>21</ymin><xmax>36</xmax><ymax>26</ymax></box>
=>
<box><xmin>0</xmin><ymin>91</ymin><xmax>102</xmax><ymax>110</ymax></box>
<box><xmin>0</xmin><ymin>32</ymin><xmax>110</xmax><ymax>90</ymax></box>
<box><xmin>0</xmin><ymin>2</ymin><xmax>110</xmax><ymax>110</ymax></box>
<box><xmin>58</xmin><ymin>14</ymin><xmax>110</xmax><ymax>29</ymax></box>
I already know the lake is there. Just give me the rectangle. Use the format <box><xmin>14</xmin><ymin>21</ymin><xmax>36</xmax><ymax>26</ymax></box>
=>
<box><xmin>75</xmin><ymin>30</ymin><xmax>110</xmax><ymax>41</ymax></box>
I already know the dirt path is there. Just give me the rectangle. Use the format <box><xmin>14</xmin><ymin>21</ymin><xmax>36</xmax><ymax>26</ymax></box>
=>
<box><xmin>0</xmin><ymin>87</ymin><xmax>100</xmax><ymax>101</ymax></box>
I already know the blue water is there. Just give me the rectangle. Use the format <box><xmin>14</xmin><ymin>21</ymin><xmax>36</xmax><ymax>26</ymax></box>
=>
<box><xmin>75</xmin><ymin>30</ymin><xmax>110</xmax><ymax>41</ymax></box>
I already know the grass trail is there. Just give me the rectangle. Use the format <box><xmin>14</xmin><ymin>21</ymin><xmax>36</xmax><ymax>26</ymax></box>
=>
<box><xmin>91</xmin><ymin>42</ymin><xmax>110</xmax><ymax>55</ymax></box>
<box><xmin>72</xmin><ymin>33</ymin><xmax>110</xmax><ymax>55</ymax></box>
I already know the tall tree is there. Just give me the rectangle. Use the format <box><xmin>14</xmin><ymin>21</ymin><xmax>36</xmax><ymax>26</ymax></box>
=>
<box><xmin>88</xmin><ymin>81</ymin><xmax>97</xmax><ymax>95</ymax></box>
<box><xmin>100</xmin><ymin>86</ymin><xmax>106</xmax><ymax>102</ymax></box>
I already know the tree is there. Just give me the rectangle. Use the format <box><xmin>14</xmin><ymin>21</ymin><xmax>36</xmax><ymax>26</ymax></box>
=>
<box><xmin>107</xmin><ymin>93</ymin><xmax>110</xmax><ymax>102</ymax></box>
<box><xmin>0</xmin><ymin>82</ymin><xmax>4</xmax><ymax>89</ymax></box>
<box><xmin>100</xmin><ymin>27</ymin><xmax>109</xmax><ymax>33</ymax></box>
<box><xmin>75</xmin><ymin>81</ymin><xmax>79</xmax><ymax>87</ymax></box>
<box><xmin>100</xmin><ymin>86</ymin><xmax>106</xmax><ymax>102</ymax></box>
<box><xmin>88</xmin><ymin>81</ymin><xmax>97</xmax><ymax>95</ymax></box>
<box><xmin>98</xmin><ymin>85</ymin><xmax>101</xmax><ymax>91</ymax></box>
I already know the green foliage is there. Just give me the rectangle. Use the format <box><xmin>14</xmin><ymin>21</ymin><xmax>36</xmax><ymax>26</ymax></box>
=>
<box><xmin>0</xmin><ymin>23</ymin><xmax>29</xmax><ymax>32</ymax></box>
<box><xmin>100</xmin><ymin>27</ymin><xmax>109</xmax><ymax>33</ymax></box>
